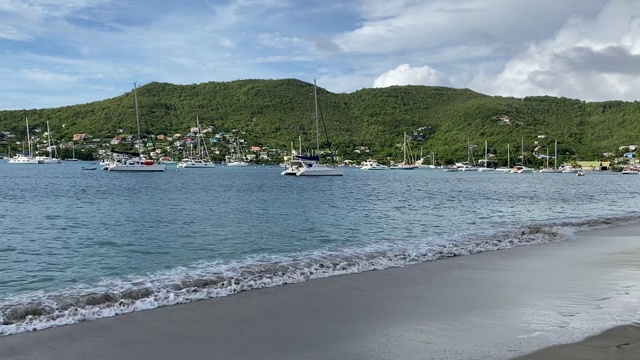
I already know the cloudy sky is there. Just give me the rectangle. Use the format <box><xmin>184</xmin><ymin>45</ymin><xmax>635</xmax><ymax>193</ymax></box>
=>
<box><xmin>1</xmin><ymin>0</ymin><xmax>639</xmax><ymax>109</ymax></box>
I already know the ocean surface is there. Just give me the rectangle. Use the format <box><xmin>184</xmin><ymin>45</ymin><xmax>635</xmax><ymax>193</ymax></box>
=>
<box><xmin>1</xmin><ymin>162</ymin><xmax>640</xmax><ymax>335</ymax></box>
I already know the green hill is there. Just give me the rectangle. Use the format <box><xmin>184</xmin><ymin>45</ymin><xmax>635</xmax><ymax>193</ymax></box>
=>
<box><xmin>1</xmin><ymin>79</ymin><xmax>639</xmax><ymax>165</ymax></box>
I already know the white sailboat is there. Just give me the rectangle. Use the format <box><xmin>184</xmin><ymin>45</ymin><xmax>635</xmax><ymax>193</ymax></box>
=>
<box><xmin>495</xmin><ymin>144</ymin><xmax>512</xmax><ymax>172</ymax></box>
<box><xmin>66</xmin><ymin>145</ymin><xmax>80</xmax><ymax>161</ymax></box>
<box><xmin>36</xmin><ymin>121</ymin><xmax>62</xmax><ymax>164</ymax></box>
<box><xmin>106</xmin><ymin>83</ymin><xmax>165</xmax><ymax>172</ymax></box>
<box><xmin>177</xmin><ymin>116</ymin><xmax>215</xmax><ymax>169</ymax></box>
<box><xmin>9</xmin><ymin>118</ymin><xmax>39</xmax><ymax>164</ymax></box>
<box><xmin>226</xmin><ymin>139</ymin><xmax>248</xmax><ymax>167</ymax></box>
<box><xmin>477</xmin><ymin>140</ymin><xmax>494</xmax><ymax>172</ymax></box>
<box><xmin>415</xmin><ymin>148</ymin><xmax>437</xmax><ymax>169</ymax></box>
<box><xmin>390</xmin><ymin>132</ymin><xmax>417</xmax><ymax>170</ymax></box>
<box><xmin>511</xmin><ymin>136</ymin><xmax>534</xmax><ymax>173</ymax></box>
<box><xmin>539</xmin><ymin>140</ymin><xmax>558</xmax><ymax>173</ymax></box>
<box><xmin>281</xmin><ymin>80</ymin><xmax>344</xmax><ymax>176</ymax></box>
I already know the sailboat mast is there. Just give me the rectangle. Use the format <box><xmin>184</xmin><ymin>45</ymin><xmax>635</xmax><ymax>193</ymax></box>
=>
<box><xmin>26</xmin><ymin>118</ymin><xmax>31</xmax><ymax>157</ymax></box>
<box><xmin>546</xmin><ymin>148</ymin><xmax>549</xmax><ymax>168</ymax></box>
<box><xmin>507</xmin><ymin>144</ymin><xmax>510</xmax><ymax>168</ymax></box>
<box><xmin>133</xmin><ymin>83</ymin><xmax>142</xmax><ymax>154</ymax></box>
<box><xmin>196</xmin><ymin>115</ymin><xmax>201</xmax><ymax>158</ymax></box>
<box><xmin>521</xmin><ymin>136</ymin><xmax>524</xmax><ymax>166</ymax></box>
<box><xmin>554</xmin><ymin>139</ymin><xmax>558</xmax><ymax>170</ymax></box>
<box><xmin>314</xmin><ymin>80</ymin><xmax>320</xmax><ymax>153</ymax></box>
<box><xmin>403</xmin><ymin>132</ymin><xmax>408</xmax><ymax>164</ymax></box>
<box><xmin>484</xmin><ymin>140</ymin><xmax>488</xmax><ymax>168</ymax></box>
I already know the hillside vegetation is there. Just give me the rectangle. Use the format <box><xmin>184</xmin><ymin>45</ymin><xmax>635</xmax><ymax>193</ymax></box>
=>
<box><xmin>1</xmin><ymin>79</ymin><xmax>638</xmax><ymax>165</ymax></box>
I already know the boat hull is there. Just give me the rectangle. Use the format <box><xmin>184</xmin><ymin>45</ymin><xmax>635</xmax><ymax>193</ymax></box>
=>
<box><xmin>107</xmin><ymin>164</ymin><xmax>166</xmax><ymax>172</ymax></box>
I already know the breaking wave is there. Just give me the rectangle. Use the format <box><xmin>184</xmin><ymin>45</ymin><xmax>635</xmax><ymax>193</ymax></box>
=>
<box><xmin>1</xmin><ymin>215</ymin><xmax>639</xmax><ymax>336</ymax></box>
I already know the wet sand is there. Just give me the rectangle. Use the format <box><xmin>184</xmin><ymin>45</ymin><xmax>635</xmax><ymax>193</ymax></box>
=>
<box><xmin>515</xmin><ymin>324</ymin><xmax>640</xmax><ymax>360</ymax></box>
<box><xmin>1</xmin><ymin>223</ymin><xmax>640</xmax><ymax>360</ymax></box>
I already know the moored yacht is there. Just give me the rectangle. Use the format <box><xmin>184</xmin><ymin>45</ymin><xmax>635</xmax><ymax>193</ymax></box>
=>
<box><xmin>177</xmin><ymin>155</ymin><xmax>215</xmax><ymax>168</ymax></box>
<box><xmin>361</xmin><ymin>159</ymin><xmax>389</xmax><ymax>170</ymax></box>
<box><xmin>105</xmin><ymin>151</ymin><xmax>165</xmax><ymax>172</ymax></box>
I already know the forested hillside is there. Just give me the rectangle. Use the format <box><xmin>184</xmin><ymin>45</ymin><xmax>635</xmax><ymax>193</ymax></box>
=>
<box><xmin>1</xmin><ymin>79</ymin><xmax>638</xmax><ymax>164</ymax></box>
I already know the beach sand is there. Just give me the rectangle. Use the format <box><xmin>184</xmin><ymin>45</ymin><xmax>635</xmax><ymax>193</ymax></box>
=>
<box><xmin>1</xmin><ymin>223</ymin><xmax>640</xmax><ymax>359</ymax></box>
<box><xmin>515</xmin><ymin>324</ymin><xmax>640</xmax><ymax>360</ymax></box>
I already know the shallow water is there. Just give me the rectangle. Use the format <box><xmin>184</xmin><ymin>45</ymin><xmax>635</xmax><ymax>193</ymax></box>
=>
<box><xmin>1</xmin><ymin>162</ymin><xmax>639</xmax><ymax>334</ymax></box>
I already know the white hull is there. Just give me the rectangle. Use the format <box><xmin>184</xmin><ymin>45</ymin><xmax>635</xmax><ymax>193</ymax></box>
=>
<box><xmin>494</xmin><ymin>168</ymin><xmax>511</xmax><ymax>173</ymax></box>
<box><xmin>296</xmin><ymin>165</ymin><xmax>344</xmax><ymax>176</ymax></box>
<box><xmin>390</xmin><ymin>165</ymin><xmax>417</xmax><ymax>170</ymax></box>
<box><xmin>226</xmin><ymin>161</ymin><xmax>248</xmax><ymax>167</ymax></box>
<box><xmin>361</xmin><ymin>160</ymin><xmax>389</xmax><ymax>170</ymax></box>
<box><xmin>177</xmin><ymin>161</ymin><xmax>215</xmax><ymax>168</ymax></box>
<box><xmin>107</xmin><ymin>163</ymin><xmax>165</xmax><ymax>172</ymax></box>
<box><xmin>8</xmin><ymin>156</ymin><xmax>39</xmax><ymax>164</ymax></box>
<box><xmin>37</xmin><ymin>157</ymin><xmax>62</xmax><ymax>164</ymax></box>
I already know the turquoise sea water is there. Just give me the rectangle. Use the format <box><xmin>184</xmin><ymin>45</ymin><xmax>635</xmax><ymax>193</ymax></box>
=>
<box><xmin>1</xmin><ymin>161</ymin><xmax>640</xmax><ymax>334</ymax></box>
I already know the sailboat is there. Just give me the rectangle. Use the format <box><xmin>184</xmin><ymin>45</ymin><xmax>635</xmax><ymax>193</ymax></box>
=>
<box><xmin>9</xmin><ymin>118</ymin><xmax>39</xmax><ymax>164</ymax></box>
<box><xmin>495</xmin><ymin>144</ymin><xmax>512</xmax><ymax>172</ymax></box>
<box><xmin>177</xmin><ymin>116</ymin><xmax>215</xmax><ymax>169</ymax></box>
<box><xmin>456</xmin><ymin>138</ymin><xmax>477</xmax><ymax>171</ymax></box>
<box><xmin>390</xmin><ymin>132</ymin><xmax>417</xmax><ymax>170</ymax></box>
<box><xmin>226</xmin><ymin>139</ymin><xmax>248</xmax><ymax>167</ymax></box>
<box><xmin>511</xmin><ymin>136</ymin><xmax>534</xmax><ymax>173</ymax></box>
<box><xmin>415</xmin><ymin>148</ymin><xmax>436</xmax><ymax>169</ymax></box>
<box><xmin>36</xmin><ymin>121</ymin><xmax>62</xmax><ymax>164</ymax></box>
<box><xmin>66</xmin><ymin>145</ymin><xmax>80</xmax><ymax>161</ymax></box>
<box><xmin>281</xmin><ymin>80</ymin><xmax>344</xmax><ymax>176</ymax></box>
<box><xmin>539</xmin><ymin>140</ymin><xmax>558</xmax><ymax>173</ymax></box>
<box><xmin>106</xmin><ymin>83</ymin><xmax>165</xmax><ymax>172</ymax></box>
<box><xmin>477</xmin><ymin>140</ymin><xmax>494</xmax><ymax>172</ymax></box>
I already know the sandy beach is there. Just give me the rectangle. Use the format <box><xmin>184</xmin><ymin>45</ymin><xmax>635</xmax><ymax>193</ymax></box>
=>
<box><xmin>1</xmin><ymin>223</ymin><xmax>640</xmax><ymax>360</ymax></box>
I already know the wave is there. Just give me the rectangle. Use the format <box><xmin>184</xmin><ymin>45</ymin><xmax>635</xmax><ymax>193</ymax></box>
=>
<box><xmin>1</xmin><ymin>214</ymin><xmax>639</xmax><ymax>336</ymax></box>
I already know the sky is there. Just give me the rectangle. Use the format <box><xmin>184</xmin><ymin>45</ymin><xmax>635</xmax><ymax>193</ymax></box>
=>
<box><xmin>1</xmin><ymin>0</ymin><xmax>640</xmax><ymax>110</ymax></box>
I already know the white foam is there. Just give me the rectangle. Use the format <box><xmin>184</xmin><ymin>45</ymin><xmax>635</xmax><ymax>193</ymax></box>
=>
<box><xmin>1</xmin><ymin>215</ymin><xmax>639</xmax><ymax>336</ymax></box>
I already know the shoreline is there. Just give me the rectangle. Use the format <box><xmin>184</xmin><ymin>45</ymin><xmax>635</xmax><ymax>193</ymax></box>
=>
<box><xmin>2</xmin><ymin>223</ymin><xmax>640</xmax><ymax>359</ymax></box>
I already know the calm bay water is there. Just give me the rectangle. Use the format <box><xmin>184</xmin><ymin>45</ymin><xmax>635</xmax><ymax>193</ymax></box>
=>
<box><xmin>1</xmin><ymin>161</ymin><xmax>640</xmax><ymax>334</ymax></box>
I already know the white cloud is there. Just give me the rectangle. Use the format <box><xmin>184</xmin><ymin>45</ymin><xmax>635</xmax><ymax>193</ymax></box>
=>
<box><xmin>22</xmin><ymin>68</ymin><xmax>77</xmax><ymax>82</ymax></box>
<box><xmin>258</xmin><ymin>33</ymin><xmax>305</xmax><ymax>48</ymax></box>
<box><xmin>481</xmin><ymin>0</ymin><xmax>640</xmax><ymax>101</ymax></box>
<box><xmin>373</xmin><ymin>64</ymin><xmax>451</xmax><ymax>88</ymax></box>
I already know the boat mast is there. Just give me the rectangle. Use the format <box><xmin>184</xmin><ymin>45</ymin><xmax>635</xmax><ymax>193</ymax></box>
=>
<box><xmin>314</xmin><ymin>80</ymin><xmax>320</xmax><ymax>154</ymax></box>
<box><xmin>507</xmin><ymin>144</ymin><xmax>510</xmax><ymax>168</ymax></box>
<box><xmin>484</xmin><ymin>140</ymin><xmax>488</xmax><ymax>168</ymax></box>
<box><xmin>133</xmin><ymin>83</ymin><xmax>142</xmax><ymax>155</ymax></box>
<box><xmin>26</xmin><ymin>118</ymin><xmax>31</xmax><ymax>157</ymax></box>
<box><xmin>403</xmin><ymin>132</ymin><xmax>408</xmax><ymax>164</ymax></box>
<box><xmin>546</xmin><ymin>148</ymin><xmax>549</xmax><ymax>169</ymax></box>
<box><xmin>554</xmin><ymin>139</ymin><xmax>558</xmax><ymax>170</ymax></box>
<box><xmin>521</xmin><ymin>135</ymin><xmax>524</xmax><ymax>166</ymax></box>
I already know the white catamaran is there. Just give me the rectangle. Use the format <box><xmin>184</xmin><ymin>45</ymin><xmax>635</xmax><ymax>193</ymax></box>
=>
<box><xmin>177</xmin><ymin>116</ymin><xmax>215</xmax><ymax>169</ymax></box>
<box><xmin>281</xmin><ymin>80</ymin><xmax>343</xmax><ymax>176</ymax></box>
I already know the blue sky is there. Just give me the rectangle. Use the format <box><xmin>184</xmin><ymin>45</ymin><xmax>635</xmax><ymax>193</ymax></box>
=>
<box><xmin>1</xmin><ymin>0</ymin><xmax>639</xmax><ymax>110</ymax></box>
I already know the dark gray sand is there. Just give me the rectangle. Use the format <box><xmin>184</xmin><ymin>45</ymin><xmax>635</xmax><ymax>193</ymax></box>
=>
<box><xmin>2</xmin><ymin>223</ymin><xmax>640</xmax><ymax>360</ymax></box>
<box><xmin>515</xmin><ymin>325</ymin><xmax>640</xmax><ymax>360</ymax></box>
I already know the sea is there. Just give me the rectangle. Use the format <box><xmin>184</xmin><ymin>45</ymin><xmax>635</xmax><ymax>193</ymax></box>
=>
<box><xmin>1</xmin><ymin>162</ymin><xmax>640</xmax><ymax>336</ymax></box>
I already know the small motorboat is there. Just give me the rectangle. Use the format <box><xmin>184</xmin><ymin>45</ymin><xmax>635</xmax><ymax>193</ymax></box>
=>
<box><xmin>82</xmin><ymin>166</ymin><xmax>97</xmax><ymax>171</ymax></box>
<box><xmin>576</xmin><ymin>170</ymin><xmax>585</xmax><ymax>176</ymax></box>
